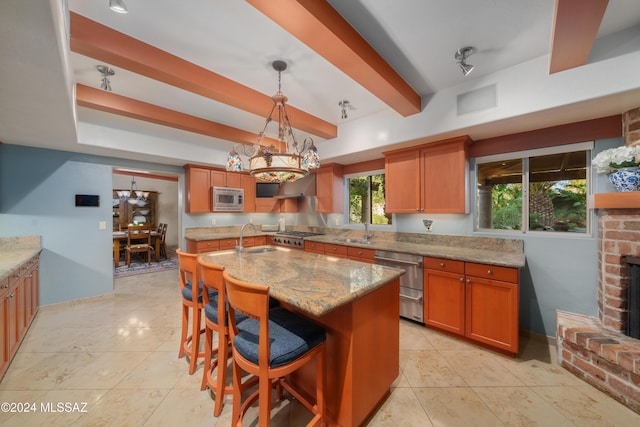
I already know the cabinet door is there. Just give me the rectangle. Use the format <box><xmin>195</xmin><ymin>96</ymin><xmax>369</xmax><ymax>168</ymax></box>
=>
<box><xmin>211</xmin><ymin>170</ymin><xmax>226</xmax><ymax>188</ymax></box>
<box><xmin>316</xmin><ymin>164</ymin><xmax>344</xmax><ymax>213</ymax></box>
<box><xmin>324</xmin><ymin>244</ymin><xmax>347</xmax><ymax>258</ymax></box>
<box><xmin>424</xmin><ymin>269</ymin><xmax>465</xmax><ymax>335</ymax></box>
<box><xmin>7</xmin><ymin>281</ymin><xmax>19</xmax><ymax>359</ymax></box>
<box><xmin>420</xmin><ymin>138</ymin><xmax>468</xmax><ymax>214</ymax></box>
<box><xmin>384</xmin><ymin>149</ymin><xmax>421</xmax><ymax>213</ymax></box>
<box><xmin>255</xmin><ymin>198</ymin><xmax>280</xmax><ymax>212</ymax></box>
<box><xmin>226</xmin><ymin>172</ymin><xmax>242</xmax><ymax>189</ymax></box>
<box><xmin>0</xmin><ymin>281</ymin><xmax>8</xmax><ymax>377</ymax></box>
<box><xmin>347</xmin><ymin>247</ymin><xmax>376</xmax><ymax>264</ymax></box>
<box><xmin>241</xmin><ymin>174</ymin><xmax>256</xmax><ymax>213</ymax></box>
<box><xmin>185</xmin><ymin>167</ymin><xmax>211</xmax><ymax>213</ymax></box>
<box><xmin>304</xmin><ymin>241</ymin><xmax>324</xmax><ymax>254</ymax></box>
<box><xmin>465</xmin><ymin>276</ymin><xmax>518</xmax><ymax>353</ymax></box>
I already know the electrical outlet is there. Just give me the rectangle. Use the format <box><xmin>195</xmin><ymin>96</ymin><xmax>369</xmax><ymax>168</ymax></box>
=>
<box><xmin>334</xmin><ymin>218</ymin><xmax>340</xmax><ymax>226</ymax></box>
<box><xmin>211</xmin><ymin>218</ymin><xmax>216</xmax><ymax>225</ymax></box>
<box><xmin>99</xmin><ymin>221</ymin><xmax>107</xmax><ymax>230</ymax></box>
<box><xmin>249</xmin><ymin>217</ymin><xmax>253</xmax><ymax>224</ymax></box>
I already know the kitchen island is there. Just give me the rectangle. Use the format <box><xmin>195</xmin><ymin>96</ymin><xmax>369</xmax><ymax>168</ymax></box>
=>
<box><xmin>200</xmin><ymin>246</ymin><xmax>404</xmax><ymax>427</ymax></box>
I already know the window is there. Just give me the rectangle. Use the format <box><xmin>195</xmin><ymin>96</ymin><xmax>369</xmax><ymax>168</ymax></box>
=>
<box><xmin>347</xmin><ymin>172</ymin><xmax>391</xmax><ymax>225</ymax></box>
<box><xmin>476</xmin><ymin>143</ymin><xmax>591</xmax><ymax>234</ymax></box>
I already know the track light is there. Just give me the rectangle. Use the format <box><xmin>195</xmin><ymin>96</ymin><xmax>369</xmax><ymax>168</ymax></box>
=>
<box><xmin>97</xmin><ymin>65</ymin><xmax>115</xmax><ymax>91</ymax></box>
<box><xmin>339</xmin><ymin>100</ymin><xmax>352</xmax><ymax>120</ymax></box>
<box><xmin>109</xmin><ymin>0</ymin><xmax>128</xmax><ymax>14</ymax></box>
<box><xmin>455</xmin><ymin>47</ymin><xmax>476</xmax><ymax>76</ymax></box>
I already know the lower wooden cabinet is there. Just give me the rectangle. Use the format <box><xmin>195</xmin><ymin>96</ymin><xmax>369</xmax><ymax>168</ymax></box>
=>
<box><xmin>1</xmin><ymin>254</ymin><xmax>40</xmax><ymax>380</ymax></box>
<box><xmin>424</xmin><ymin>256</ymin><xmax>519</xmax><ymax>354</ymax></box>
<box><xmin>186</xmin><ymin>235</ymin><xmax>268</xmax><ymax>254</ymax></box>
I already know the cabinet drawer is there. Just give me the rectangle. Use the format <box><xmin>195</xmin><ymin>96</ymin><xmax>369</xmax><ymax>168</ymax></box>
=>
<box><xmin>254</xmin><ymin>236</ymin><xmax>267</xmax><ymax>246</ymax></box>
<box><xmin>196</xmin><ymin>240</ymin><xmax>219</xmax><ymax>253</ymax></box>
<box><xmin>347</xmin><ymin>246</ymin><xmax>375</xmax><ymax>260</ymax></box>
<box><xmin>423</xmin><ymin>257</ymin><xmax>464</xmax><ymax>274</ymax></box>
<box><xmin>325</xmin><ymin>244</ymin><xmax>348</xmax><ymax>257</ymax></box>
<box><xmin>304</xmin><ymin>241</ymin><xmax>325</xmax><ymax>253</ymax></box>
<box><xmin>465</xmin><ymin>262</ymin><xmax>518</xmax><ymax>283</ymax></box>
<box><xmin>218</xmin><ymin>238</ymin><xmax>237</xmax><ymax>250</ymax></box>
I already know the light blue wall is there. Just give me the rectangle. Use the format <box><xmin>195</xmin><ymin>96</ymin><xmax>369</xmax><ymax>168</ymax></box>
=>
<box><xmin>0</xmin><ymin>144</ymin><xmax>182</xmax><ymax>305</ymax></box>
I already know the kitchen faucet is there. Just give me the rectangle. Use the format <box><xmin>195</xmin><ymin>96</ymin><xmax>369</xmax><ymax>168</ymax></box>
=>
<box><xmin>237</xmin><ymin>223</ymin><xmax>256</xmax><ymax>252</ymax></box>
<box><xmin>364</xmin><ymin>223</ymin><xmax>373</xmax><ymax>241</ymax></box>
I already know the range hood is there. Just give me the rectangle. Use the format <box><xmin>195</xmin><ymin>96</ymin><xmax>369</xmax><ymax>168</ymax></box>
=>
<box><xmin>273</xmin><ymin>173</ymin><xmax>316</xmax><ymax>199</ymax></box>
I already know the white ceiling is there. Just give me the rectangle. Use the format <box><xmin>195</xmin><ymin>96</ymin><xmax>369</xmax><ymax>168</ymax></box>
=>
<box><xmin>2</xmin><ymin>0</ymin><xmax>640</xmax><ymax>168</ymax></box>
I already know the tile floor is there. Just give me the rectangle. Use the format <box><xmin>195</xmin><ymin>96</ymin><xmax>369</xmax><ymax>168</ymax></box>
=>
<box><xmin>1</xmin><ymin>269</ymin><xmax>640</xmax><ymax>426</ymax></box>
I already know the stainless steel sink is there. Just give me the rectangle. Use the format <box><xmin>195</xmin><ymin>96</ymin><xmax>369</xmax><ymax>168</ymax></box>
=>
<box><xmin>336</xmin><ymin>238</ymin><xmax>373</xmax><ymax>245</ymax></box>
<box><xmin>242</xmin><ymin>245</ymin><xmax>278</xmax><ymax>253</ymax></box>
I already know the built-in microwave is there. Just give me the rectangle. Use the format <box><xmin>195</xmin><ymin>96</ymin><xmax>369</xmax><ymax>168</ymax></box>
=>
<box><xmin>212</xmin><ymin>187</ymin><xmax>244</xmax><ymax>212</ymax></box>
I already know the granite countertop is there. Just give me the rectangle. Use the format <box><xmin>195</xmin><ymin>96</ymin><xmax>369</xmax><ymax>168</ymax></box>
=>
<box><xmin>0</xmin><ymin>236</ymin><xmax>42</xmax><ymax>283</ymax></box>
<box><xmin>185</xmin><ymin>227</ymin><xmax>275</xmax><ymax>241</ymax></box>
<box><xmin>200</xmin><ymin>247</ymin><xmax>404</xmax><ymax>317</ymax></box>
<box><xmin>305</xmin><ymin>235</ymin><xmax>525</xmax><ymax>268</ymax></box>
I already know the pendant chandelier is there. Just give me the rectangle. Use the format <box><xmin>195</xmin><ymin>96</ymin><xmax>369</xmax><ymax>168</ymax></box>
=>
<box><xmin>226</xmin><ymin>60</ymin><xmax>320</xmax><ymax>182</ymax></box>
<box><xmin>116</xmin><ymin>176</ymin><xmax>149</xmax><ymax>205</ymax></box>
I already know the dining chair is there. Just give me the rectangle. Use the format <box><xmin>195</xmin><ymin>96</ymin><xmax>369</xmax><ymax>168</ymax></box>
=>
<box><xmin>224</xmin><ymin>270</ymin><xmax>326</xmax><ymax>427</ymax></box>
<box><xmin>159</xmin><ymin>223</ymin><xmax>168</xmax><ymax>259</ymax></box>
<box><xmin>177</xmin><ymin>249</ymin><xmax>216</xmax><ymax>375</ymax></box>
<box><xmin>125</xmin><ymin>225</ymin><xmax>152</xmax><ymax>267</ymax></box>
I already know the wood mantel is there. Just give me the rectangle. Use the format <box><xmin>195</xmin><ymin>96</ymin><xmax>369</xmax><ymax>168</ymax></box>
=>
<box><xmin>590</xmin><ymin>192</ymin><xmax>640</xmax><ymax>209</ymax></box>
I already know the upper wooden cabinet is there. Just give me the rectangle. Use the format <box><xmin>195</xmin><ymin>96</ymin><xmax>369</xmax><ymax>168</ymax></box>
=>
<box><xmin>185</xmin><ymin>165</ymin><xmax>213</xmax><ymax>213</ymax></box>
<box><xmin>316</xmin><ymin>164</ymin><xmax>344</xmax><ymax>213</ymax></box>
<box><xmin>384</xmin><ymin>136</ymin><xmax>470</xmax><ymax>214</ymax></box>
<box><xmin>184</xmin><ymin>165</ymin><xmax>254</xmax><ymax>213</ymax></box>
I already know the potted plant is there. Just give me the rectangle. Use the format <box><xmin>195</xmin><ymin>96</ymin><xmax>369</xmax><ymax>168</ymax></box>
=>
<box><xmin>592</xmin><ymin>145</ymin><xmax>640</xmax><ymax>192</ymax></box>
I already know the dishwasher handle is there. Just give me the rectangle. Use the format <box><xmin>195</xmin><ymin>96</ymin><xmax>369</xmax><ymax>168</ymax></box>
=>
<box><xmin>374</xmin><ymin>255</ymin><xmax>422</xmax><ymax>267</ymax></box>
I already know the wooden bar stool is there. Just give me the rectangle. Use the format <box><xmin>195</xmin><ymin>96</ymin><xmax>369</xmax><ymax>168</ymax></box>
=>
<box><xmin>224</xmin><ymin>270</ymin><xmax>326</xmax><ymax>427</ymax></box>
<box><xmin>198</xmin><ymin>258</ymin><xmax>258</xmax><ymax>416</ymax></box>
<box><xmin>176</xmin><ymin>249</ymin><xmax>216</xmax><ymax>374</ymax></box>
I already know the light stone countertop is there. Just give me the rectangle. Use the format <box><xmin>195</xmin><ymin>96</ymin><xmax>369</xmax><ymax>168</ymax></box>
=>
<box><xmin>186</xmin><ymin>226</ymin><xmax>525</xmax><ymax>268</ymax></box>
<box><xmin>0</xmin><ymin>236</ymin><xmax>42</xmax><ymax>283</ymax></box>
<box><xmin>199</xmin><ymin>247</ymin><xmax>404</xmax><ymax>317</ymax></box>
<box><xmin>306</xmin><ymin>235</ymin><xmax>526</xmax><ymax>268</ymax></box>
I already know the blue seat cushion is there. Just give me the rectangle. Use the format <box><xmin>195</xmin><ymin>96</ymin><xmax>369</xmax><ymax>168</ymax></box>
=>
<box><xmin>234</xmin><ymin>306</ymin><xmax>326</xmax><ymax>368</ymax></box>
<box><xmin>205</xmin><ymin>297</ymin><xmax>278</xmax><ymax>326</ymax></box>
<box><xmin>182</xmin><ymin>280</ymin><xmax>217</xmax><ymax>303</ymax></box>
<box><xmin>204</xmin><ymin>296</ymin><xmax>248</xmax><ymax>325</ymax></box>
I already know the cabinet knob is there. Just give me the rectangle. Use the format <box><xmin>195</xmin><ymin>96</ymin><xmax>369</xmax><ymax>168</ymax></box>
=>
<box><xmin>358</xmin><ymin>251</ymin><xmax>363</xmax><ymax>255</ymax></box>
<box><xmin>440</xmin><ymin>262</ymin><xmax>444</xmax><ymax>267</ymax></box>
<box><xmin>487</xmin><ymin>269</ymin><xmax>492</xmax><ymax>275</ymax></box>
<box><xmin>416</xmin><ymin>208</ymin><xmax>420</xmax><ymax>211</ymax></box>
<box><xmin>459</xmin><ymin>277</ymin><xmax>464</xmax><ymax>282</ymax></box>
<box><xmin>466</xmin><ymin>279</ymin><xmax>471</xmax><ymax>284</ymax></box>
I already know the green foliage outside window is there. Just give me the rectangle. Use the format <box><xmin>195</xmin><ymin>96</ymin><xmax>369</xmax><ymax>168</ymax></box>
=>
<box><xmin>348</xmin><ymin>174</ymin><xmax>391</xmax><ymax>225</ymax></box>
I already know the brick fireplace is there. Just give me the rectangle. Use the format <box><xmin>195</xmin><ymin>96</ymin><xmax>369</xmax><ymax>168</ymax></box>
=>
<box><xmin>557</xmin><ymin>205</ymin><xmax>640</xmax><ymax>414</ymax></box>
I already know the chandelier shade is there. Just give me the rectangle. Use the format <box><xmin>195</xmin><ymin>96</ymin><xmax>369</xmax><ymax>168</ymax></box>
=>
<box><xmin>225</xmin><ymin>60</ymin><xmax>320</xmax><ymax>182</ymax></box>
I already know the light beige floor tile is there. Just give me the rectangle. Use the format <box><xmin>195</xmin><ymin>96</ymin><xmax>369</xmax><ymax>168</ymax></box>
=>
<box><xmin>494</xmin><ymin>350</ymin><xmax>584</xmax><ymax>386</ymax></box>
<box><xmin>114</xmin><ymin>351</ymin><xmax>186</xmax><ymax>389</ymax></box>
<box><xmin>0</xmin><ymin>352</ymin><xmax>98</xmax><ymax>391</ymax></box>
<box><xmin>474</xmin><ymin>386</ymin><xmax>574</xmax><ymax>427</ymax></box>
<box><xmin>400</xmin><ymin>350</ymin><xmax>466</xmax><ymax>388</ymax></box>
<box><xmin>534</xmin><ymin>384</ymin><xmax>640</xmax><ymax>426</ymax></box>
<box><xmin>142</xmin><ymin>388</ymin><xmax>214</xmax><ymax>426</ymax></box>
<box><xmin>56</xmin><ymin>351</ymin><xmax>151</xmax><ymax>390</ymax></box>
<box><xmin>399</xmin><ymin>320</ymin><xmax>435</xmax><ymax>350</ymax></box>
<box><xmin>109</xmin><ymin>327</ymin><xmax>176</xmax><ymax>352</ymax></box>
<box><xmin>70</xmin><ymin>388</ymin><xmax>168</xmax><ymax>427</ymax></box>
<box><xmin>0</xmin><ymin>389</ymin><xmax>106</xmax><ymax>427</ymax></box>
<box><xmin>413</xmin><ymin>387</ymin><xmax>503</xmax><ymax>427</ymax></box>
<box><xmin>444</xmin><ymin>349</ymin><xmax>525</xmax><ymax>387</ymax></box>
<box><xmin>421</xmin><ymin>327</ymin><xmax>478</xmax><ymax>350</ymax></box>
<box><xmin>368</xmin><ymin>387</ymin><xmax>434</xmax><ymax>427</ymax></box>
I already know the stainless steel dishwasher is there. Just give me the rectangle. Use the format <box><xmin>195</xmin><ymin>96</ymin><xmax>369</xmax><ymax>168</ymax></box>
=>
<box><xmin>374</xmin><ymin>250</ymin><xmax>424</xmax><ymax>323</ymax></box>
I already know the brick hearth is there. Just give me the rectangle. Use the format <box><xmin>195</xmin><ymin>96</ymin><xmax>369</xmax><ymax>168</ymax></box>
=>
<box><xmin>557</xmin><ymin>209</ymin><xmax>640</xmax><ymax>414</ymax></box>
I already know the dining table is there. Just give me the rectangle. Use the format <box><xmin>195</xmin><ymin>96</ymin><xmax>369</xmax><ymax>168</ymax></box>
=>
<box><xmin>113</xmin><ymin>230</ymin><xmax>161</xmax><ymax>268</ymax></box>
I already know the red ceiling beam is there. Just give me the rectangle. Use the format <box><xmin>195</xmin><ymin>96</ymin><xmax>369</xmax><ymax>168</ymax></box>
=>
<box><xmin>549</xmin><ymin>0</ymin><xmax>609</xmax><ymax>74</ymax></box>
<box><xmin>76</xmin><ymin>84</ymin><xmax>285</xmax><ymax>150</ymax></box>
<box><xmin>246</xmin><ymin>0</ymin><xmax>422</xmax><ymax>117</ymax></box>
<box><xmin>69</xmin><ymin>12</ymin><xmax>336</xmax><ymax>140</ymax></box>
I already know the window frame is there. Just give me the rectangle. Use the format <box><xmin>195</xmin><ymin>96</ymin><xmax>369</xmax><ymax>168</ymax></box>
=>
<box><xmin>344</xmin><ymin>169</ymin><xmax>393</xmax><ymax>228</ymax></box>
<box><xmin>473</xmin><ymin>141</ymin><xmax>594</xmax><ymax>236</ymax></box>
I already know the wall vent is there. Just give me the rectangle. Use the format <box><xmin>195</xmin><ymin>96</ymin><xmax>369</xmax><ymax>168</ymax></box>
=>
<box><xmin>456</xmin><ymin>84</ymin><xmax>496</xmax><ymax>115</ymax></box>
